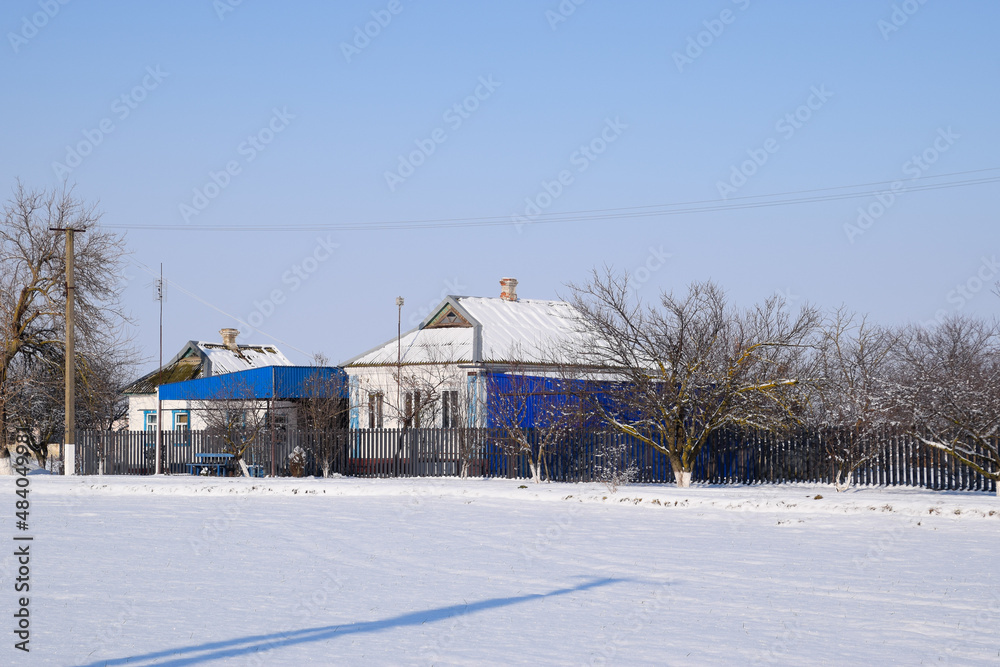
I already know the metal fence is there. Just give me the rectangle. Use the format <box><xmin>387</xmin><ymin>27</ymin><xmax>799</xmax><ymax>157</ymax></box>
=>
<box><xmin>72</xmin><ymin>427</ymin><xmax>997</xmax><ymax>492</ymax></box>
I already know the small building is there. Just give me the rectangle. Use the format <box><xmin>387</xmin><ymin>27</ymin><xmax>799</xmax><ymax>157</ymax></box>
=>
<box><xmin>158</xmin><ymin>365</ymin><xmax>348</xmax><ymax>433</ymax></box>
<box><xmin>123</xmin><ymin>328</ymin><xmax>293</xmax><ymax>432</ymax></box>
<box><xmin>341</xmin><ymin>278</ymin><xmax>592</xmax><ymax>429</ymax></box>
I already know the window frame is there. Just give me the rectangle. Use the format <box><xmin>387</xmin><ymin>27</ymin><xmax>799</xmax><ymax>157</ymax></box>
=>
<box><xmin>368</xmin><ymin>392</ymin><xmax>384</xmax><ymax>429</ymax></box>
<box><xmin>172</xmin><ymin>410</ymin><xmax>191</xmax><ymax>446</ymax></box>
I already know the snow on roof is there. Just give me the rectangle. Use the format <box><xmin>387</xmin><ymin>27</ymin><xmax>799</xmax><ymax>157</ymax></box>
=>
<box><xmin>197</xmin><ymin>342</ymin><xmax>294</xmax><ymax>375</ymax></box>
<box><xmin>344</xmin><ymin>327</ymin><xmax>474</xmax><ymax>366</ymax></box>
<box><xmin>124</xmin><ymin>341</ymin><xmax>294</xmax><ymax>395</ymax></box>
<box><xmin>461</xmin><ymin>297</ymin><xmax>589</xmax><ymax>363</ymax></box>
<box><xmin>343</xmin><ymin>296</ymin><xmax>590</xmax><ymax>367</ymax></box>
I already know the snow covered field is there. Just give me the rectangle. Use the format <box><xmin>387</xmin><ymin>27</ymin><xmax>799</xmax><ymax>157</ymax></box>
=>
<box><xmin>2</xmin><ymin>476</ymin><xmax>998</xmax><ymax>666</ymax></box>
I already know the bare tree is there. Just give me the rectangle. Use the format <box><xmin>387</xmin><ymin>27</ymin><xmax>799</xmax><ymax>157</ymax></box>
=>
<box><xmin>810</xmin><ymin>308</ymin><xmax>900</xmax><ymax>490</ymax></box>
<box><xmin>198</xmin><ymin>380</ymin><xmax>272</xmax><ymax>476</ymax></box>
<box><xmin>894</xmin><ymin>317</ymin><xmax>1000</xmax><ymax>494</ymax></box>
<box><xmin>570</xmin><ymin>271</ymin><xmax>819</xmax><ymax>487</ymax></box>
<box><xmin>411</xmin><ymin>365</ymin><xmax>484</xmax><ymax>478</ymax></box>
<box><xmin>0</xmin><ymin>336</ymin><xmax>139</xmax><ymax>472</ymax></box>
<box><xmin>299</xmin><ymin>353</ymin><xmax>349</xmax><ymax>478</ymax></box>
<box><xmin>77</xmin><ymin>343</ymin><xmax>141</xmax><ymax>432</ymax></box>
<box><xmin>2</xmin><ymin>353</ymin><xmax>63</xmax><ymax>466</ymax></box>
<box><xmin>1</xmin><ymin>183</ymin><xmax>130</xmax><ymax>455</ymax></box>
<box><xmin>372</xmin><ymin>345</ymin><xmax>477</xmax><ymax>476</ymax></box>
<box><xmin>486</xmin><ymin>361</ymin><xmax>586</xmax><ymax>484</ymax></box>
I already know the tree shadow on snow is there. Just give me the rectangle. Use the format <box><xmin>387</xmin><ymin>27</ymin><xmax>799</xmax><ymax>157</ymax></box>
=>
<box><xmin>77</xmin><ymin>577</ymin><xmax>623</xmax><ymax>666</ymax></box>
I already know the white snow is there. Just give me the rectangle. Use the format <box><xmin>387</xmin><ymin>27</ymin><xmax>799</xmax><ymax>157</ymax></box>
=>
<box><xmin>462</xmin><ymin>297</ymin><xmax>589</xmax><ymax>363</ymax></box>
<box><xmin>2</xmin><ymin>477</ymin><xmax>998</xmax><ymax>665</ymax></box>
<box><xmin>197</xmin><ymin>342</ymin><xmax>293</xmax><ymax>375</ymax></box>
<box><xmin>350</xmin><ymin>326</ymin><xmax>475</xmax><ymax>366</ymax></box>
<box><xmin>344</xmin><ymin>296</ymin><xmax>589</xmax><ymax>366</ymax></box>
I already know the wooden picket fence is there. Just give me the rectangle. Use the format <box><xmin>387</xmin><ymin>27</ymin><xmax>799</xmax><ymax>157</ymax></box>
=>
<box><xmin>72</xmin><ymin>426</ymin><xmax>997</xmax><ymax>492</ymax></box>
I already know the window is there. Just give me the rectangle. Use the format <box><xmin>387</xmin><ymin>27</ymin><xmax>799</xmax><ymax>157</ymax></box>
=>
<box><xmin>442</xmin><ymin>390</ymin><xmax>459</xmax><ymax>428</ymax></box>
<box><xmin>221</xmin><ymin>410</ymin><xmax>246</xmax><ymax>429</ymax></box>
<box><xmin>173</xmin><ymin>411</ymin><xmax>190</xmax><ymax>431</ymax></box>
<box><xmin>142</xmin><ymin>411</ymin><xmax>158</xmax><ymax>445</ymax></box>
<box><xmin>368</xmin><ymin>392</ymin><xmax>383</xmax><ymax>429</ymax></box>
<box><xmin>266</xmin><ymin>412</ymin><xmax>288</xmax><ymax>432</ymax></box>
<box><xmin>404</xmin><ymin>391</ymin><xmax>422</xmax><ymax>428</ymax></box>
<box><xmin>172</xmin><ymin>411</ymin><xmax>191</xmax><ymax>446</ymax></box>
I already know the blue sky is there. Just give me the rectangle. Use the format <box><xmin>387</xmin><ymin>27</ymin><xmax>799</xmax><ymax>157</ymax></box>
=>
<box><xmin>3</xmin><ymin>0</ymin><xmax>998</xmax><ymax>370</ymax></box>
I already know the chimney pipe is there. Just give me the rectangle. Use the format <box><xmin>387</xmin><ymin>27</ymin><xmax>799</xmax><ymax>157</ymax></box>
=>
<box><xmin>220</xmin><ymin>328</ymin><xmax>240</xmax><ymax>349</ymax></box>
<box><xmin>500</xmin><ymin>277</ymin><xmax>518</xmax><ymax>302</ymax></box>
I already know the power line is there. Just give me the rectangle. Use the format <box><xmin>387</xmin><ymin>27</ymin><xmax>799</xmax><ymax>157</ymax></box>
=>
<box><xmin>101</xmin><ymin>167</ymin><xmax>1000</xmax><ymax>233</ymax></box>
<box><xmin>128</xmin><ymin>258</ymin><xmax>314</xmax><ymax>358</ymax></box>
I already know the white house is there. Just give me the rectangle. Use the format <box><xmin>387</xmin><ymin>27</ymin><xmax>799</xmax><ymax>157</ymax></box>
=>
<box><xmin>123</xmin><ymin>328</ymin><xmax>293</xmax><ymax>432</ymax></box>
<box><xmin>341</xmin><ymin>278</ymin><xmax>591</xmax><ymax>429</ymax></box>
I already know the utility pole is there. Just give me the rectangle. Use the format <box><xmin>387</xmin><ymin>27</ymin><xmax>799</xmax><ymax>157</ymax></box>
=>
<box><xmin>269</xmin><ymin>397</ymin><xmax>276</xmax><ymax>478</ymax></box>
<box><xmin>154</xmin><ymin>264</ymin><xmax>164</xmax><ymax>475</ymax></box>
<box><xmin>395</xmin><ymin>296</ymin><xmax>404</xmax><ymax>427</ymax></box>
<box><xmin>50</xmin><ymin>226</ymin><xmax>86</xmax><ymax>475</ymax></box>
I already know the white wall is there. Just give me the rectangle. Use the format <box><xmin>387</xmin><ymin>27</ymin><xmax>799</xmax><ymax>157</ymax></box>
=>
<box><xmin>345</xmin><ymin>365</ymin><xmax>484</xmax><ymax>429</ymax></box>
<box><xmin>126</xmin><ymin>394</ymin><xmax>299</xmax><ymax>432</ymax></box>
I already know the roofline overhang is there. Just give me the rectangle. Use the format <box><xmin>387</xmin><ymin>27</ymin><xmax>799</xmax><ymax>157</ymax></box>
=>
<box><xmin>340</xmin><ymin>295</ymin><xmax>485</xmax><ymax>367</ymax></box>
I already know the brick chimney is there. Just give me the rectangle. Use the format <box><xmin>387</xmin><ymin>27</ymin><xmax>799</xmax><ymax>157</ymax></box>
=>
<box><xmin>500</xmin><ymin>277</ymin><xmax>518</xmax><ymax>302</ymax></box>
<box><xmin>219</xmin><ymin>328</ymin><xmax>240</xmax><ymax>349</ymax></box>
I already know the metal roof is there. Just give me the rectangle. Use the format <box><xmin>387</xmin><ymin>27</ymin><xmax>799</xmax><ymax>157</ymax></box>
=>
<box><xmin>158</xmin><ymin>366</ymin><xmax>346</xmax><ymax>401</ymax></box>
<box><xmin>124</xmin><ymin>341</ymin><xmax>293</xmax><ymax>395</ymax></box>
<box><xmin>343</xmin><ymin>296</ymin><xmax>591</xmax><ymax>367</ymax></box>
<box><xmin>198</xmin><ymin>342</ymin><xmax>292</xmax><ymax>375</ymax></box>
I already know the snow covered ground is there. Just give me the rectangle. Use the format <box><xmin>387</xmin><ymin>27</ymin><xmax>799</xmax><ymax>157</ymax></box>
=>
<box><xmin>2</xmin><ymin>476</ymin><xmax>998</xmax><ymax>666</ymax></box>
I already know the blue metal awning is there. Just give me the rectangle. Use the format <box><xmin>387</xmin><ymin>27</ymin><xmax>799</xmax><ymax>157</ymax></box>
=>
<box><xmin>158</xmin><ymin>366</ymin><xmax>346</xmax><ymax>401</ymax></box>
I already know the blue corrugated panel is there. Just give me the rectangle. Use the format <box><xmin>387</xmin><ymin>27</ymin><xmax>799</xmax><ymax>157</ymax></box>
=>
<box><xmin>159</xmin><ymin>366</ymin><xmax>346</xmax><ymax>401</ymax></box>
<box><xmin>273</xmin><ymin>367</ymin><xmax>347</xmax><ymax>399</ymax></box>
<box><xmin>484</xmin><ymin>372</ymin><xmax>616</xmax><ymax>428</ymax></box>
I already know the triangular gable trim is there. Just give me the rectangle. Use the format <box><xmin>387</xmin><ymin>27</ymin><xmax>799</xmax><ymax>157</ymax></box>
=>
<box><xmin>425</xmin><ymin>303</ymin><xmax>472</xmax><ymax>329</ymax></box>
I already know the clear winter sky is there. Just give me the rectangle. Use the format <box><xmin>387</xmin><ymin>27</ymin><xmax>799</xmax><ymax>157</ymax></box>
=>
<box><xmin>3</xmin><ymin>1</ymin><xmax>998</xmax><ymax>372</ymax></box>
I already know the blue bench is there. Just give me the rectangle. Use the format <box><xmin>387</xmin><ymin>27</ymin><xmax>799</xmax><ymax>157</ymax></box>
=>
<box><xmin>187</xmin><ymin>454</ymin><xmax>267</xmax><ymax>478</ymax></box>
<box><xmin>187</xmin><ymin>453</ymin><xmax>233</xmax><ymax>477</ymax></box>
